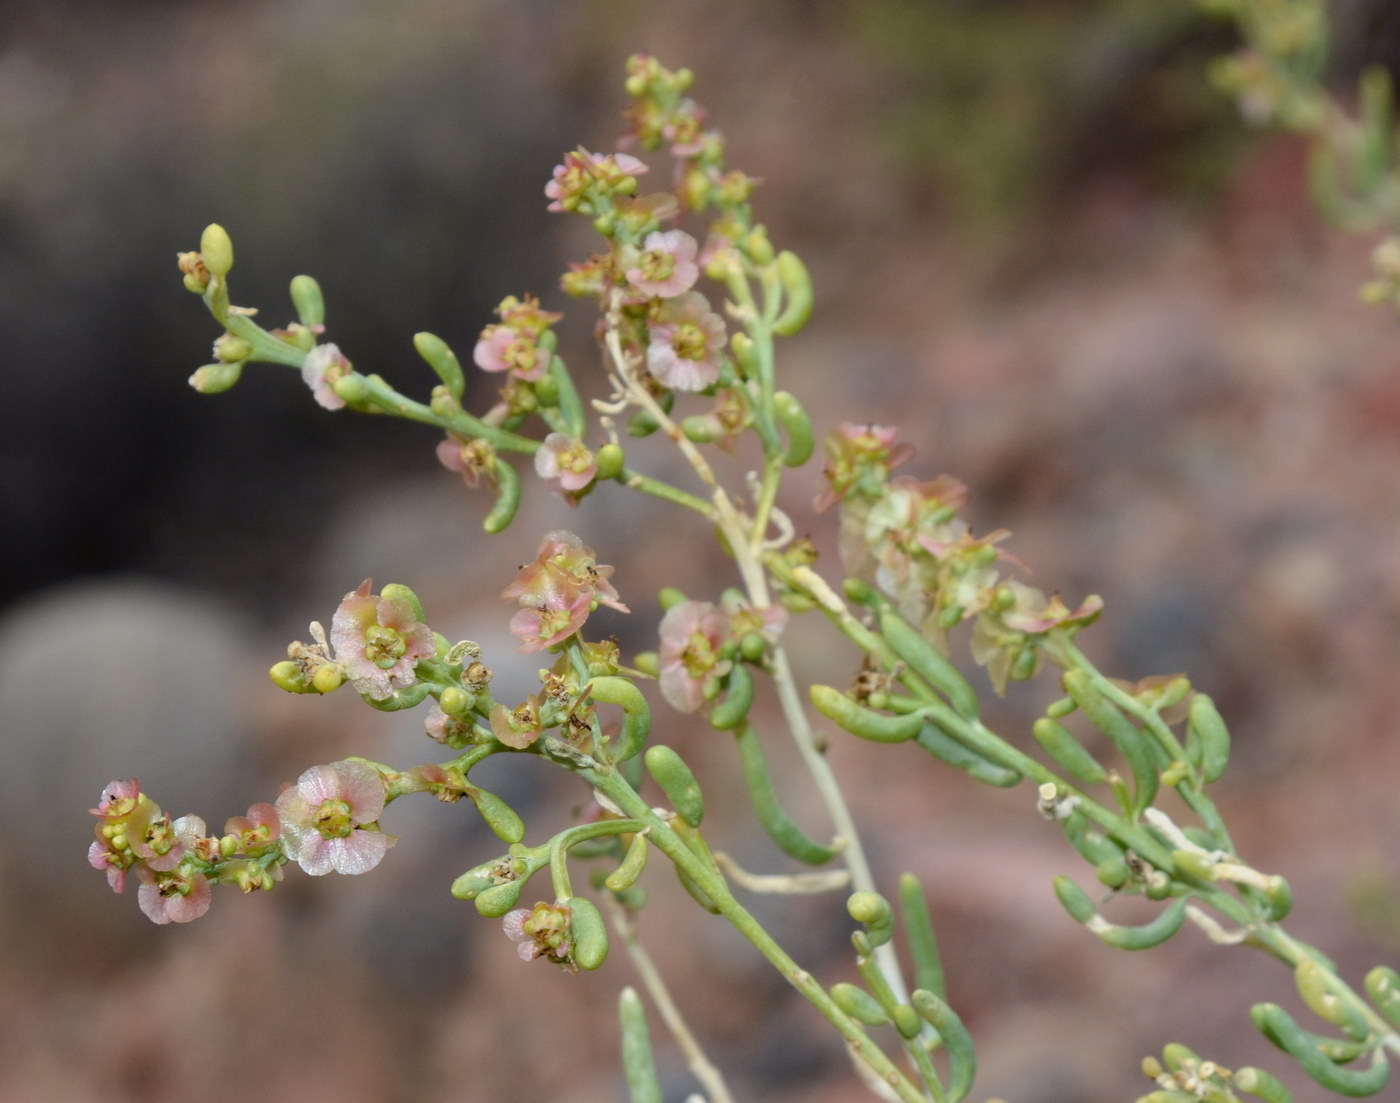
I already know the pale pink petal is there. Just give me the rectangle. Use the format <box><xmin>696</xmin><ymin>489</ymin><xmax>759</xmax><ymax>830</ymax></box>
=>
<box><xmin>296</xmin><ymin>763</ymin><xmax>345</xmax><ymax>806</ymax></box>
<box><xmin>296</xmin><ymin>833</ymin><xmax>336</xmax><ymax>877</ymax></box>
<box><xmin>334</xmin><ymin>761</ymin><xmax>386</xmax><ymax>822</ymax></box>
<box><xmin>330</xmin><ymin>830</ymin><xmax>389</xmax><ymax>875</ymax></box>
<box><xmin>164</xmin><ymin>878</ymin><xmax>212</xmax><ymax>923</ymax></box>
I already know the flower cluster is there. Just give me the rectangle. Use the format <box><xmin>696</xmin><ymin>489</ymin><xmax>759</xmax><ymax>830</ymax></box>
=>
<box><xmin>971</xmin><ymin>582</ymin><xmax>1103</xmax><ymax>694</ymax></box>
<box><xmin>88</xmin><ymin>780</ymin><xmax>284</xmax><ymax>924</ymax></box>
<box><xmin>502</xmin><ymin>530</ymin><xmax>627</xmax><ymax>653</ymax></box>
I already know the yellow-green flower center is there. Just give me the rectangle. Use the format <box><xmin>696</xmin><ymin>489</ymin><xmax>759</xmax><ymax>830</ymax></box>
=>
<box><xmin>314</xmin><ymin>799</ymin><xmax>354</xmax><ymax>839</ymax></box>
<box><xmin>673</xmin><ymin>322</ymin><xmax>707</xmax><ymax>360</ymax></box>
<box><xmin>639</xmin><ymin>249</ymin><xmax>676</xmax><ymax>282</ymax></box>
<box><xmin>364</xmin><ymin>624</ymin><xmax>406</xmax><ymax>669</ymax></box>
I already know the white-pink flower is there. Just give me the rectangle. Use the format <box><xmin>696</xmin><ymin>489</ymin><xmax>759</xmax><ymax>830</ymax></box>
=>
<box><xmin>534</xmin><ymin>433</ymin><xmax>597</xmax><ymax>495</ymax></box>
<box><xmin>646</xmin><ymin>291</ymin><xmax>726</xmax><ymax>391</ymax></box>
<box><xmin>274</xmin><ymin>760</ymin><xmax>393</xmax><ymax>877</ymax></box>
<box><xmin>301</xmin><ymin>343</ymin><xmax>351</xmax><ymax>410</ymax></box>
<box><xmin>658</xmin><ymin>600</ymin><xmax>732</xmax><ymax>712</ymax></box>
<box><xmin>329</xmin><ymin>580</ymin><xmax>436</xmax><ymax>700</ymax></box>
<box><xmin>137</xmin><ymin>865</ymin><xmax>213</xmax><ymax>924</ymax></box>
<box><xmin>625</xmin><ymin>230</ymin><xmax>699</xmax><ymax>299</ymax></box>
<box><xmin>473</xmin><ymin>324</ymin><xmax>547</xmax><ymax>381</ymax></box>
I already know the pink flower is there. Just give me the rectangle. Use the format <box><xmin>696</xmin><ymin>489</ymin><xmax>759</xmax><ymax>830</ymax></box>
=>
<box><xmin>545</xmin><ymin>149</ymin><xmax>649</xmax><ymax>212</ymax></box>
<box><xmin>662</xmin><ymin>99</ymin><xmax>709</xmax><ymax>157</ymax></box>
<box><xmin>502</xmin><ymin>531</ymin><xmax>629</xmax><ymax>652</ymax></box>
<box><xmin>88</xmin><ymin>831</ymin><xmax>133</xmax><ymax>894</ymax></box>
<box><xmin>534</xmin><ymin>433</ymin><xmax>597</xmax><ymax>496</ymax></box>
<box><xmin>816</xmin><ymin>423</ymin><xmax>916</xmax><ymax>513</ymax></box>
<box><xmin>436</xmin><ymin>434</ymin><xmax>497</xmax><ymax>489</ymax></box>
<box><xmin>508</xmin><ymin>592</ymin><xmax>594</xmax><ymax>654</ymax></box>
<box><xmin>301</xmin><ymin>343</ymin><xmax>351</xmax><ymax>410</ymax></box>
<box><xmin>274</xmin><ymin>760</ymin><xmax>393</xmax><ymax>877</ymax></box>
<box><xmin>503</xmin><ymin>900</ymin><xmax>573</xmax><ymax>964</ymax></box>
<box><xmin>89</xmin><ymin>779</ymin><xmax>141</xmax><ymax>821</ymax></box>
<box><xmin>658</xmin><ymin>600</ymin><xmax>732</xmax><ymax>712</ymax></box>
<box><xmin>125</xmin><ymin>805</ymin><xmax>207</xmax><ymax>873</ymax></box>
<box><xmin>625</xmin><ymin>230</ymin><xmax>699</xmax><ymax>299</ymax></box>
<box><xmin>646</xmin><ymin>291</ymin><xmax>726</xmax><ymax>391</ymax></box>
<box><xmin>490</xmin><ymin>696</ymin><xmax>544</xmax><ymax>749</ymax></box>
<box><xmin>223</xmin><ymin>803</ymin><xmax>281</xmax><ymax>855</ymax></box>
<box><xmin>474</xmin><ymin>325</ymin><xmax>548</xmax><ymax>381</ymax></box>
<box><xmin>137</xmin><ymin>864</ymin><xmax>212</xmax><ymax>924</ymax></box>
<box><xmin>424</xmin><ymin>703</ymin><xmax>475</xmax><ymax>748</ymax></box>
<box><xmin>329</xmin><ymin>580</ymin><xmax>436</xmax><ymax>700</ymax></box>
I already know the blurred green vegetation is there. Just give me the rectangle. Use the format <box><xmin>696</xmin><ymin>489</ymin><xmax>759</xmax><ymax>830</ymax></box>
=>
<box><xmin>849</xmin><ymin>0</ymin><xmax>1257</xmax><ymax>233</ymax></box>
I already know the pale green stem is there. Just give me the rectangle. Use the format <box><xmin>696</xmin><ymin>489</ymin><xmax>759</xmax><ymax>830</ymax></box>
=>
<box><xmin>586</xmin><ymin>766</ymin><xmax>930</xmax><ymax>1103</ymax></box>
<box><xmin>606</xmin><ymin>896</ymin><xmax>736</xmax><ymax>1103</ymax></box>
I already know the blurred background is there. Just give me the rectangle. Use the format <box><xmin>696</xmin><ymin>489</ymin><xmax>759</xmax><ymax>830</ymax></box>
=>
<box><xmin>5</xmin><ymin>1</ymin><xmax>1400</xmax><ymax>1100</ymax></box>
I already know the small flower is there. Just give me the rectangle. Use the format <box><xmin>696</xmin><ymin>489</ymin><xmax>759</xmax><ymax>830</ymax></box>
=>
<box><xmin>301</xmin><ymin>343</ymin><xmax>352</xmax><ymax>410</ymax></box>
<box><xmin>662</xmin><ymin>99</ymin><xmax>710</xmax><ymax>157</ymax></box>
<box><xmin>658</xmin><ymin>600</ymin><xmax>732</xmax><ymax>712</ymax></box>
<box><xmin>223</xmin><ymin>803</ymin><xmax>281</xmax><ymax>855</ymax></box>
<box><xmin>817</xmin><ymin>423</ymin><xmax>915</xmax><ymax>513</ymax></box>
<box><xmin>89</xmin><ymin>779</ymin><xmax>141</xmax><ymax>821</ymax></box>
<box><xmin>88</xmin><ymin>832</ymin><xmax>133</xmax><ymax>894</ymax></box>
<box><xmin>137</xmin><ymin>864</ymin><xmax>212</xmax><ymax>924</ymax></box>
<box><xmin>424</xmin><ymin>703</ymin><xmax>475</xmax><ymax>748</ymax></box>
<box><xmin>490</xmin><ymin>696</ymin><xmax>544</xmax><ymax>749</ymax></box>
<box><xmin>646</xmin><ymin>291</ymin><xmax>726</xmax><ymax>391</ymax></box>
<box><xmin>508</xmin><ymin>592</ymin><xmax>593</xmax><ymax>654</ymax></box>
<box><xmin>971</xmin><ymin>582</ymin><xmax>1104</xmax><ymax>694</ymax></box>
<box><xmin>534</xmin><ymin>433</ymin><xmax>597</xmax><ymax>497</ymax></box>
<box><xmin>274</xmin><ymin>760</ymin><xmax>394</xmax><ymax>876</ymax></box>
<box><xmin>436</xmin><ymin>434</ymin><xmax>497</xmax><ymax>490</ymax></box>
<box><xmin>502</xmin><ymin>531</ymin><xmax>628</xmax><ymax>652</ymax></box>
<box><xmin>545</xmin><ymin>149</ymin><xmax>648</xmax><ymax>212</ymax></box>
<box><xmin>329</xmin><ymin>580</ymin><xmax>436</xmax><ymax>701</ymax></box>
<box><xmin>503</xmin><ymin>900</ymin><xmax>573</xmax><ymax>964</ymax></box>
<box><xmin>125</xmin><ymin>806</ymin><xmax>207</xmax><ymax>873</ymax></box>
<box><xmin>625</xmin><ymin>230</ymin><xmax>699</xmax><ymax>299</ymax></box>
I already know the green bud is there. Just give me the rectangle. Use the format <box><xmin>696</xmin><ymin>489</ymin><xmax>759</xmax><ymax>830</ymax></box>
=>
<box><xmin>771</xmin><ymin>250</ymin><xmax>814</xmax><ymax>336</ymax></box>
<box><xmin>333</xmin><ymin>373</ymin><xmax>369</xmax><ymax>405</ymax></box>
<box><xmin>595</xmin><ymin>442</ymin><xmax>625</xmax><ymax>480</ymax></box>
<box><xmin>632</xmin><ymin>650</ymin><xmax>659</xmax><ymax>677</ymax></box>
<box><xmin>847</xmin><ymin>891</ymin><xmax>892</xmax><ymax>928</ymax></box>
<box><xmin>830</xmin><ymin>982</ymin><xmax>888</xmax><ymax>1026</ymax></box>
<box><xmin>729</xmin><ymin>332</ymin><xmax>759</xmax><ymax>377</ymax></box>
<box><xmin>745</xmin><ymin>227</ymin><xmax>774</xmax><ymax>265</ymax></box>
<box><xmin>1045</xmin><ymin>696</ymin><xmax>1077</xmax><ymax>719</ymax></box>
<box><xmin>605</xmin><ymin>833</ymin><xmax>650</xmax><ymax>893</ymax></box>
<box><xmin>644</xmin><ymin>745</ymin><xmax>704</xmax><ymax>826</ymax></box>
<box><xmin>213</xmin><ymin>334</ymin><xmax>253</xmax><ymax>363</ymax></box>
<box><xmin>439</xmin><ymin>686</ymin><xmax>472</xmax><ymax>716</ymax></box>
<box><xmin>680</xmin><ymin>414</ymin><xmax>724</xmax><ymax>443</ymax></box>
<box><xmin>474</xmin><ymin>878</ymin><xmax>525</xmax><ymax>917</ymax></box>
<box><xmin>289</xmin><ymin>275</ymin><xmax>325</xmax><ymax>329</ymax></box>
<box><xmin>1095</xmin><ymin>857</ymin><xmax>1132</xmax><ymax>889</ymax></box>
<box><xmin>658</xmin><ymin>587</ymin><xmax>689</xmax><ymax>611</ymax></box>
<box><xmin>1053</xmin><ymin>875</ymin><xmax>1098</xmax><ymax>925</ymax></box>
<box><xmin>188</xmin><ymin>362</ymin><xmax>243</xmax><ymax>394</ymax></box>
<box><xmin>311</xmin><ymin>665</ymin><xmax>344</xmax><ymax>694</ymax></box>
<box><xmin>269</xmin><ymin>660</ymin><xmax>310</xmax><ymax>693</ymax></box>
<box><xmin>467</xmin><ymin>789</ymin><xmax>523</xmax><ymax>844</ymax></box>
<box><xmin>413</xmin><ymin>331</ymin><xmax>465</xmax><ymax>397</ymax></box>
<box><xmin>200</xmin><ymin>223</ymin><xmax>233</xmax><ymax>278</ymax></box>
<box><xmin>1187</xmin><ymin>694</ymin><xmax>1231</xmax><ymax>784</ymax></box>
<box><xmin>379</xmin><ymin>583</ymin><xmax>425</xmax><ymax>623</ymax></box>
<box><xmin>891</xmin><ymin>1004</ymin><xmax>922</xmax><ymax>1040</ymax></box>
<box><xmin>739</xmin><ymin>632</ymin><xmax>767</xmax><ymax>663</ymax></box>
<box><xmin>450</xmin><ymin>872</ymin><xmax>493</xmax><ymax>900</ymax></box>
<box><xmin>810</xmin><ymin>684</ymin><xmax>924</xmax><ymax>743</ymax></box>
<box><xmin>567</xmin><ymin>896</ymin><xmax>609</xmax><ymax>970</ymax></box>
<box><xmin>219</xmin><ymin>835</ymin><xmax>238</xmax><ymax>859</ymax></box>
